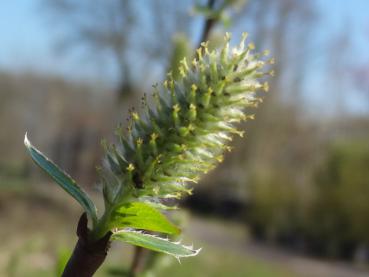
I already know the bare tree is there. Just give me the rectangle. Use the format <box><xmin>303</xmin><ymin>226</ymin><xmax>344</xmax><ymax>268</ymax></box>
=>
<box><xmin>42</xmin><ymin>0</ymin><xmax>193</xmax><ymax>99</ymax></box>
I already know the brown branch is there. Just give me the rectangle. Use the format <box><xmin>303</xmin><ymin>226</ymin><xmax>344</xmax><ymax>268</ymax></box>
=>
<box><xmin>62</xmin><ymin>213</ymin><xmax>112</xmax><ymax>277</ymax></box>
<box><xmin>128</xmin><ymin>246</ymin><xmax>146</xmax><ymax>277</ymax></box>
<box><xmin>197</xmin><ymin>0</ymin><xmax>217</xmax><ymax>49</ymax></box>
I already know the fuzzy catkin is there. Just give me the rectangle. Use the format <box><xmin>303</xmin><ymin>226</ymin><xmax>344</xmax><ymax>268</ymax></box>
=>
<box><xmin>102</xmin><ymin>33</ymin><xmax>273</xmax><ymax>207</ymax></box>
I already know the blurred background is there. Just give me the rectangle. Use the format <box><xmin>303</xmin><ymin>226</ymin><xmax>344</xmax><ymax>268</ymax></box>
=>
<box><xmin>0</xmin><ymin>0</ymin><xmax>369</xmax><ymax>276</ymax></box>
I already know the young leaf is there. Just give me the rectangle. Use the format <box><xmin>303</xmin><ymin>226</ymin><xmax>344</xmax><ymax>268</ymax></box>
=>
<box><xmin>110</xmin><ymin>202</ymin><xmax>180</xmax><ymax>235</ymax></box>
<box><xmin>24</xmin><ymin>133</ymin><xmax>97</xmax><ymax>225</ymax></box>
<box><xmin>112</xmin><ymin>230</ymin><xmax>200</xmax><ymax>258</ymax></box>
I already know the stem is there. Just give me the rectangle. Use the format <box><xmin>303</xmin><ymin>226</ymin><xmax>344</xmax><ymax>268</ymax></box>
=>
<box><xmin>90</xmin><ymin>208</ymin><xmax>112</xmax><ymax>242</ymax></box>
<box><xmin>91</xmin><ymin>192</ymin><xmax>132</xmax><ymax>240</ymax></box>
<box><xmin>62</xmin><ymin>213</ymin><xmax>112</xmax><ymax>277</ymax></box>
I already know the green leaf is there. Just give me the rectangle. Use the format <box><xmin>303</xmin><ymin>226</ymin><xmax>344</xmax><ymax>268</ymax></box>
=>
<box><xmin>112</xmin><ymin>230</ymin><xmax>200</xmax><ymax>258</ymax></box>
<box><xmin>24</xmin><ymin>133</ymin><xmax>97</xmax><ymax>225</ymax></box>
<box><xmin>110</xmin><ymin>202</ymin><xmax>180</xmax><ymax>235</ymax></box>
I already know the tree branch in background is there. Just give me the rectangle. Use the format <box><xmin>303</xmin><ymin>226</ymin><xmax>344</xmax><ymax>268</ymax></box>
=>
<box><xmin>197</xmin><ymin>0</ymin><xmax>217</xmax><ymax>49</ymax></box>
<box><xmin>127</xmin><ymin>1</ymin><xmax>220</xmax><ymax>275</ymax></box>
<box><xmin>129</xmin><ymin>246</ymin><xmax>146</xmax><ymax>277</ymax></box>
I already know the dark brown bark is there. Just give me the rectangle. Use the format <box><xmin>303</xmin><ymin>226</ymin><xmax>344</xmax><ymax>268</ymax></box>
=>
<box><xmin>62</xmin><ymin>213</ymin><xmax>112</xmax><ymax>277</ymax></box>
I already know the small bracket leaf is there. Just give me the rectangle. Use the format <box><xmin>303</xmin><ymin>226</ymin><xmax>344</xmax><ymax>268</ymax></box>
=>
<box><xmin>112</xmin><ymin>230</ymin><xmax>201</xmax><ymax>259</ymax></box>
<box><xmin>24</xmin><ymin>133</ymin><xmax>98</xmax><ymax>225</ymax></box>
<box><xmin>110</xmin><ymin>202</ymin><xmax>180</xmax><ymax>235</ymax></box>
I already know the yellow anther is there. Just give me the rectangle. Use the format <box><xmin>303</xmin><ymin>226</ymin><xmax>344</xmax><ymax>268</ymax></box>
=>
<box><xmin>248</xmin><ymin>42</ymin><xmax>255</xmax><ymax>50</ymax></box>
<box><xmin>256</xmin><ymin>61</ymin><xmax>265</xmax><ymax>68</ymax></box>
<box><xmin>180</xmin><ymin>58</ymin><xmax>189</xmax><ymax>71</ymax></box>
<box><xmin>131</xmin><ymin>112</ymin><xmax>139</xmax><ymax>121</ymax></box>
<box><xmin>263</xmin><ymin>50</ymin><xmax>270</xmax><ymax>56</ymax></box>
<box><xmin>200</xmin><ymin>41</ymin><xmax>209</xmax><ymax>50</ymax></box>
<box><xmin>225</xmin><ymin>146</ymin><xmax>233</xmax><ymax>152</ymax></box>
<box><xmin>224</xmin><ymin>32</ymin><xmax>231</xmax><ymax>42</ymax></box>
<box><xmin>192</xmin><ymin>58</ymin><xmax>198</xmax><ymax>67</ymax></box>
<box><xmin>240</xmin><ymin>32</ymin><xmax>248</xmax><ymax>49</ymax></box>
<box><xmin>173</xmin><ymin>104</ymin><xmax>180</xmax><ymax>112</ymax></box>
<box><xmin>216</xmin><ymin>155</ymin><xmax>224</xmax><ymax>162</ymax></box>
<box><xmin>150</xmin><ymin>133</ymin><xmax>158</xmax><ymax>140</ymax></box>
<box><xmin>127</xmin><ymin>164</ymin><xmax>135</xmax><ymax>171</ymax></box>
<box><xmin>179</xmin><ymin>66</ymin><xmax>186</xmax><ymax>78</ymax></box>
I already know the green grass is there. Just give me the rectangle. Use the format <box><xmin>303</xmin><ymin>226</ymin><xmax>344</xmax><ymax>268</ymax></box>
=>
<box><xmin>154</xmin><ymin>243</ymin><xmax>298</xmax><ymax>277</ymax></box>
<box><xmin>4</xmin><ymin>243</ymin><xmax>297</xmax><ymax>277</ymax></box>
<box><xmin>0</xmin><ymin>185</ymin><xmax>305</xmax><ymax>277</ymax></box>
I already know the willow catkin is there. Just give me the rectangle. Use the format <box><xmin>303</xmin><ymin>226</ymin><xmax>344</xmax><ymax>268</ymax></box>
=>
<box><xmin>101</xmin><ymin>33</ymin><xmax>273</xmax><ymax>208</ymax></box>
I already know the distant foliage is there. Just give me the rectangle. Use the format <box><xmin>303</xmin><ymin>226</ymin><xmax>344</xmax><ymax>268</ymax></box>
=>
<box><xmin>309</xmin><ymin>140</ymin><xmax>369</xmax><ymax>257</ymax></box>
<box><xmin>248</xmin><ymin>139</ymin><xmax>369</xmax><ymax>260</ymax></box>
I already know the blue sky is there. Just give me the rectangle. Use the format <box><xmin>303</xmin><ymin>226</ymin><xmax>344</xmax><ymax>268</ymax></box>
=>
<box><xmin>0</xmin><ymin>1</ymin><xmax>105</xmax><ymax>81</ymax></box>
<box><xmin>317</xmin><ymin>0</ymin><xmax>369</xmax><ymax>62</ymax></box>
<box><xmin>1</xmin><ymin>1</ymin><xmax>369</xmax><ymax>73</ymax></box>
<box><xmin>0</xmin><ymin>2</ymin><xmax>51</xmax><ymax>71</ymax></box>
<box><xmin>1</xmin><ymin>0</ymin><xmax>369</xmax><ymax>103</ymax></box>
